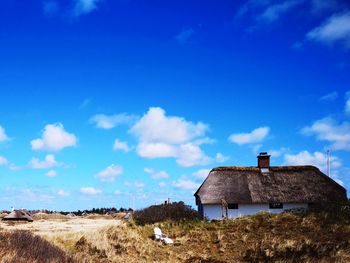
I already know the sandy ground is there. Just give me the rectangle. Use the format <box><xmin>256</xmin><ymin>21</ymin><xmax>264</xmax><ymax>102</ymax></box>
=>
<box><xmin>0</xmin><ymin>218</ymin><xmax>121</xmax><ymax>236</ymax></box>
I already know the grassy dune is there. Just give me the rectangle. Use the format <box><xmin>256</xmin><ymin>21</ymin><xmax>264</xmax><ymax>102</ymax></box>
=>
<box><xmin>48</xmin><ymin>211</ymin><xmax>350</xmax><ymax>262</ymax></box>
<box><xmin>1</xmin><ymin>209</ymin><xmax>350</xmax><ymax>262</ymax></box>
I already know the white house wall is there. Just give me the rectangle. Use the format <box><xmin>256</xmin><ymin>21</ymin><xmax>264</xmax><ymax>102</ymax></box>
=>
<box><xmin>202</xmin><ymin>203</ymin><xmax>308</xmax><ymax>220</ymax></box>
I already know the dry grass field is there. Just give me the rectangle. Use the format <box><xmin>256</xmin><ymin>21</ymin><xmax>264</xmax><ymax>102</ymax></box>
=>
<box><xmin>1</xmin><ymin>209</ymin><xmax>350</xmax><ymax>263</ymax></box>
<box><xmin>0</xmin><ymin>217</ymin><xmax>119</xmax><ymax>236</ymax></box>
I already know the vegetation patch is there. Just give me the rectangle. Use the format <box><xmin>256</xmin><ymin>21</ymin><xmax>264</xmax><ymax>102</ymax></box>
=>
<box><xmin>0</xmin><ymin>230</ymin><xmax>74</xmax><ymax>263</ymax></box>
<box><xmin>133</xmin><ymin>201</ymin><xmax>201</xmax><ymax>225</ymax></box>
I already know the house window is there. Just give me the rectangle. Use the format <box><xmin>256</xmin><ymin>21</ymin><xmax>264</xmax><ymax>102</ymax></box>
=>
<box><xmin>269</xmin><ymin>203</ymin><xmax>283</xmax><ymax>209</ymax></box>
<box><xmin>228</xmin><ymin>203</ymin><xmax>238</xmax><ymax>209</ymax></box>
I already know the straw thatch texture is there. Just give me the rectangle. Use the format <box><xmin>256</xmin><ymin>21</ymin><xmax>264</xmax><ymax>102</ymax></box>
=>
<box><xmin>3</xmin><ymin>210</ymin><xmax>33</xmax><ymax>222</ymax></box>
<box><xmin>195</xmin><ymin>166</ymin><xmax>347</xmax><ymax>204</ymax></box>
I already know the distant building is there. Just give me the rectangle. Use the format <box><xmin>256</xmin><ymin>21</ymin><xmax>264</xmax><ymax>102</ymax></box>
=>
<box><xmin>194</xmin><ymin>152</ymin><xmax>347</xmax><ymax>220</ymax></box>
<box><xmin>2</xmin><ymin>209</ymin><xmax>33</xmax><ymax>222</ymax></box>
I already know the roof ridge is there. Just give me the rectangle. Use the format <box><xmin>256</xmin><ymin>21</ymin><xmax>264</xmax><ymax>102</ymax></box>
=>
<box><xmin>212</xmin><ymin>165</ymin><xmax>319</xmax><ymax>172</ymax></box>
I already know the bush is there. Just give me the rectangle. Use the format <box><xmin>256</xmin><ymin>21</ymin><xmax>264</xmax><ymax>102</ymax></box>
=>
<box><xmin>0</xmin><ymin>230</ymin><xmax>75</xmax><ymax>263</ymax></box>
<box><xmin>133</xmin><ymin>201</ymin><xmax>201</xmax><ymax>225</ymax></box>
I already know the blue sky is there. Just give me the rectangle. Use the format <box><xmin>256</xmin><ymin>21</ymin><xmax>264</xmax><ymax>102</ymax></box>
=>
<box><xmin>0</xmin><ymin>0</ymin><xmax>350</xmax><ymax>211</ymax></box>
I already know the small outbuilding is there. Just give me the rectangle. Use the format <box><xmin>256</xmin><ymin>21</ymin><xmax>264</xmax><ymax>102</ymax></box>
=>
<box><xmin>2</xmin><ymin>209</ymin><xmax>33</xmax><ymax>222</ymax></box>
<box><xmin>194</xmin><ymin>152</ymin><xmax>347</xmax><ymax>220</ymax></box>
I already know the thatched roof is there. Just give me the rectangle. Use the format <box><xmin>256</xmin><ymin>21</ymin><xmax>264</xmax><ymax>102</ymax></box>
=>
<box><xmin>2</xmin><ymin>210</ymin><xmax>33</xmax><ymax>222</ymax></box>
<box><xmin>195</xmin><ymin>166</ymin><xmax>347</xmax><ymax>204</ymax></box>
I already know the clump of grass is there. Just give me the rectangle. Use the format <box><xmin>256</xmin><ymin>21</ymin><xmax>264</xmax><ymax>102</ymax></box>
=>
<box><xmin>0</xmin><ymin>230</ymin><xmax>74</xmax><ymax>263</ymax></box>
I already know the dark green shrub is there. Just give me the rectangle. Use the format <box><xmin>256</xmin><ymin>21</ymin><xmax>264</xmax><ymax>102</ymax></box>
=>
<box><xmin>133</xmin><ymin>201</ymin><xmax>201</xmax><ymax>225</ymax></box>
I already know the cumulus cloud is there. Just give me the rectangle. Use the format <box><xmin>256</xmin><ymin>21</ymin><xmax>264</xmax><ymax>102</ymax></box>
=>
<box><xmin>57</xmin><ymin>189</ymin><xmax>70</xmax><ymax>197</ymax></box>
<box><xmin>174</xmin><ymin>178</ymin><xmax>200</xmax><ymax>190</ymax></box>
<box><xmin>73</xmin><ymin>0</ymin><xmax>100</xmax><ymax>16</ymax></box>
<box><xmin>46</xmin><ymin>170</ymin><xmax>57</xmax><ymax>177</ymax></box>
<box><xmin>124</xmin><ymin>181</ymin><xmax>145</xmax><ymax>188</ymax></box>
<box><xmin>215</xmin><ymin>153</ymin><xmax>230</xmax><ymax>163</ymax></box>
<box><xmin>136</xmin><ymin>142</ymin><xmax>178</xmax><ymax>158</ymax></box>
<box><xmin>268</xmin><ymin>147</ymin><xmax>289</xmax><ymax>158</ymax></box>
<box><xmin>80</xmin><ymin>187</ymin><xmax>102</xmax><ymax>195</ymax></box>
<box><xmin>229</xmin><ymin>126</ymin><xmax>270</xmax><ymax>145</ymax></box>
<box><xmin>258</xmin><ymin>0</ymin><xmax>304</xmax><ymax>23</ymax></box>
<box><xmin>319</xmin><ymin>91</ymin><xmax>338</xmax><ymax>102</ymax></box>
<box><xmin>130</xmin><ymin>107</ymin><xmax>212</xmax><ymax>167</ymax></box>
<box><xmin>175</xmin><ymin>28</ymin><xmax>195</xmax><ymax>45</ymax></box>
<box><xmin>302</xmin><ymin>117</ymin><xmax>350</xmax><ymax>151</ymax></box>
<box><xmin>158</xmin><ymin>182</ymin><xmax>167</xmax><ymax>187</ymax></box>
<box><xmin>131</xmin><ymin>107</ymin><xmax>207</xmax><ymax>145</ymax></box>
<box><xmin>193</xmin><ymin>169</ymin><xmax>211</xmax><ymax>180</ymax></box>
<box><xmin>144</xmin><ymin>168</ymin><xmax>169</xmax><ymax>179</ymax></box>
<box><xmin>284</xmin><ymin>150</ymin><xmax>341</xmax><ymax>173</ymax></box>
<box><xmin>90</xmin><ymin>113</ymin><xmax>136</xmax><ymax>129</ymax></box>
<box><xmin>346</xmin><ymin>91</ymin><xmax>350</xmax><ymax>114</ymax></box>
<box><xmin>31</xmin><ymin>123</ymin><xmax>77</xmax><ymax>151</ymax></box>
<box><xmin>307</xmin><ymin>12</ymin><xmax>350</xmax><ymax>48</ymax></box>
<box><xmin>96</xmin><ymin>164</ymin><xmax>123</xmax><ymax>182</ymax></box>
<box><xmin>0</xmin><ymin>156</ymin><xmax>9</xmax><ymax>166</ymax></box>
<box><xmin>0</xmin><ymin>126</ymin><xmax>9</xmax><ymax>142</ymax></box>
<box><xmin>28</xmin><ymin>155</ymin><xmax>62</xmax><ymax>169</ymax></box>
<box><xmin>113</xmin><ymin>139</ymin><xmax>130</xmax><ymax>152</ymax></box>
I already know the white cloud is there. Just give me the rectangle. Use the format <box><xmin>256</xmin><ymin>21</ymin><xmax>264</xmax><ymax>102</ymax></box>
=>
<box><xmin>130</xmin><ymin>107</ymin><xmax>212</xmax><ymax>167</ymax></box>
<box><xmin>114</xmin><ymin>190</ymin><xmax>122</xmax><ymax>195</ymax></box>
<box><xmin>0</xmin><ymin>126</ymin><xmax>9</xmax><ymax>142</ymax></box>
<box><xmin>28</xmin><ymin>154</ymin><xmax>62</xmax><ymax>169</ymax></box>
<box><xmin>90</xmin><ymin>113</ymin><xmax>136</xmax><ymax>129</ymax></box>
<box><xmin>320</xmin><ymin>91</ymin><xmax>338</xmax><ymax>102</ymax></box>
<box><xmin>113</xmin><ymin>139</ymin><xmax>130</xmax><ymax>152</ymax></box>
<box><xmin>74</xmin><ymin>0</ymin><xmax>100</xmax><ymax>16</ymax></box>
<box><xmin>236</xmin><ymin>0</ymin><xmax>271</xmax><ymax>19</ymax></box>
<box><xmin>31</xmin><ymin>123</ymin><xmax>77</xmax><ymax>151</ymax></box>
<box><xmin>268</xmin><ymin>147</ymin><xmax>289</xmax><ymax>158</ymax></box>
<box><xmin>193</xmin><ymin>169</ymin><xmax>211</xmax><ymax>180</ymax></box>
<box><xmin>174</xmin><ymin>178</ymin><xmax>200</xmax><ymax>190</ymax></box>
<box><xmin>284</xmin><ymin>150</ymin><xmax>341</xmax><ymax>173</ymax></box>
<box><xmin>0</xmin><ymin>156</ymin><xmax>9</xmax><ymax>166</ymax></box>
<box><xmin>258</xmin><ymin>0</ymin><xmax>303</xmax><ymax>23</ymax></box>
<box><xmin>302</xmin><ymin>117</ymin><xmax>350</xmax><ymax>151</ymax></box>
<box><xmin>46</xmin><ymin>170</ymin><xmax>57</xmax><ymax>177</ymax></box>
<box><xmin>307</xmin><ymin>12</ymin><xmax>350</xmax><ymax>48</ymax></box>
<box><xmin>80</xmin><ymin>187</ymin><xmax>102</xmax><ymax>195</ymax></box>
<box><xmin>144</xmin><ymin>168</ymin><xmax>169</xmax><ymax>179</ymax></box>
<box><xmin>124</xmin><ymin>181</ymin><xmax>145</xmax><ymax>188</ymax></box>
<box><xmin>0</xmin><ymin>158</ymin><xmax>20</xmax><ymax>170</ymax></box>
<box><xmin>158</xmin><ymin>182</ymin><xmax>167</xmax><ymax>187</ymax></box>
<box><xmin>57</xmin><ymin>189</ymin><xmax>70</xmax><ymax>197</ymax></box>
<box><xmin>96</xmin><ymin>164</ymin><xmax>123</xmax><ymax>182</ymax></box>
<box><xmin>136</xmin><ymin>142</ymin><xmax>178</xmax><ymax>158</ymax></box>
<box><xmin>229</xmin><ymin>126</ymin><xmax>270</xmax><ymax>145</ymax></box>
<box><xmin>176</xmin><ymin>143</ymin><xmax>212</xmax><ymax>167</ymax></box>
<box><xmin>22</xmin><ymin>189</ymin><xmax>54</xmax><ymax>202</ymax></box>
<box><xmin>215</xmin><ymin>153</ymin><xmax>230</xmax><ymax>163</ymax></box>
<box><xmin>130</xmin><ymin>107</ymin><xmax>207</xmax><ymax>145</ymax></box>
<box><xmin>346</xmin><ymin>91</ymin><xmax>350</xmax><ymax>115</ymax></box>
<box><xmin>175</xmin><ymin>28</ymin><xmax>195</xmax><ymax>45</ymax></box>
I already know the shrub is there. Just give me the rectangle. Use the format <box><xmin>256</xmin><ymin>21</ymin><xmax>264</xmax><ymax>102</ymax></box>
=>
<box><xmin>0</xmin><ymin>230</ymin><xmax>75</xmax><ymax>263</ymax></box>
<box><xmin>133</xmin><ymin>201</ymin><xmax>201</xmax><ymax>225</ymax></box>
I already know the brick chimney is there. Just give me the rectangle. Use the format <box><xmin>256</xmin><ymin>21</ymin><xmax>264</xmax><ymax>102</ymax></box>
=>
<box><xmin>257</xmin><ymin>152</ymin><xmax>270</xmax><ymax>168</ymax></box>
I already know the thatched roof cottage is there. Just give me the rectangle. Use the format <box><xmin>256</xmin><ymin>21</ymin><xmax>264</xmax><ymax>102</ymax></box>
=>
<box><xmin>2</xmin><ymin>209</ymin><xmax>33</xmax><ymax>222</ymax></box>
<box><xmin>194</xmin><ymin>152</ymin><xmax>347</xmax><ymax>220</ymax></box>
